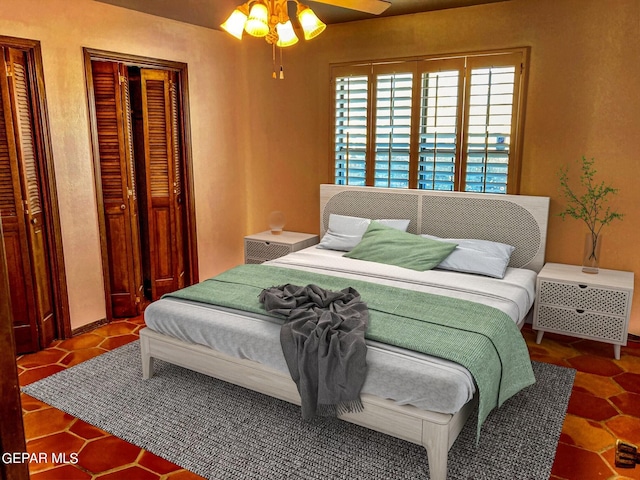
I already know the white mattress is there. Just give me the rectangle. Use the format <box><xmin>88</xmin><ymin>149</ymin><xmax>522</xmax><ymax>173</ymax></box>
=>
<box><xmin>144</xmin><ymin>247</ymin><xmax>536</xmax><ymax>415</ymax></box>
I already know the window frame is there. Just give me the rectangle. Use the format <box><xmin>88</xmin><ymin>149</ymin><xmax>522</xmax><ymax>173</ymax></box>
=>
<box><xmin>330</xmin><ymin>47</ymin><xmax>530</xmax><ymax>194</ymax></box>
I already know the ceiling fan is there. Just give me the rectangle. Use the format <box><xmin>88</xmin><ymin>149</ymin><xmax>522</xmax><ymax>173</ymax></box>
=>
<box><xmin>310</xmin><ymin>0</ymin><xmax>391</xmax><ymax>15</ymax></box>
<box><xmin>221</xmin><ymin>0</ymin><xmax>390</xmax><ymax>78</ymax></box>
<box><xmin>221</xmin><ymin>0</ymin><xmax>391</xmax><ymax>45</ymax></box>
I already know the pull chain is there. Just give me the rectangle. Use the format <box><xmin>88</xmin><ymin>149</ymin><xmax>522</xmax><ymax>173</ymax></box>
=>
<box><xmin>272</xmin><ymin>43</ymin><xmax>277</xmax><ymax>79</ymax></box>
<box><xmin>279</xmin><ymin>47</ymin><xmax>284</xmax><ymax>79</ymax></box>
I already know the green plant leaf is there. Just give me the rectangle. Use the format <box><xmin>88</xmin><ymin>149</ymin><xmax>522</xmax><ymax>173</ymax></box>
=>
<box><xmin>557</xmin><ymin>156</ymin><xmax>623</xmax><ymax>237</ymax></box>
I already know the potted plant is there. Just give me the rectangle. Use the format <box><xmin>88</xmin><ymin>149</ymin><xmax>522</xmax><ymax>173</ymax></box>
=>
<box><xmin>558</xmin><ymin>156</ymin><xmax>623</xmax><ymax>273</ymax></box>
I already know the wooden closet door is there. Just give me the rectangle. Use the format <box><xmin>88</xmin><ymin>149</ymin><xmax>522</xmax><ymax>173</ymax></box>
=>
<box><xmin>139</xmin><ymin>69</ymin><xmax>183</xmax><ymax>298</ymax></box>
<box><xmin>169</xmin><ymin>74</ymin><xmax>185</xmax><ymax>290</ymax></box>
<box><xmin>91</xmin><ymin>60</ymin><xmax>143</xmax><ymax>317</ymax></box>
<box><xmin>5</xmin><ymin>48</ymin><xmax>55</xmax><ymax>345</ymax></box>
<box><xmin>0</xmin><ymin>47</ymin><xmax>39</xmax><ymax>353</ymax></box>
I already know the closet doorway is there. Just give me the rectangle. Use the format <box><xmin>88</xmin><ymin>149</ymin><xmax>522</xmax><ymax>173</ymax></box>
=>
<box><xmin>0</xmin><ymin>36</ymin><xmax>69</xmax><ymax>354</ymax></box>
<box><xmin>84</xmin><ymin>49</ymin><xmax>198</xmax><ymax>320</ymax></box>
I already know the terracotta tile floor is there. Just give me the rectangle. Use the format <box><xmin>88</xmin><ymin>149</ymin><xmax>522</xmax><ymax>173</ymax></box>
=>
<box><xmin>16</xmin><ymin>319</ymin><xmax>640</xmax><ymax>480</ymax></box>
<box><xmin>17</xmin><ymin>317</ymin><xmax>205</xmax><ymax>480</ymax></box>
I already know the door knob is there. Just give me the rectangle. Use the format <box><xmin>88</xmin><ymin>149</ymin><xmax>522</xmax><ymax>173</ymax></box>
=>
<box><xmin>121</xmin><ymin>204</ymin><xmax>126</xmax><ymax>210</ymax></box>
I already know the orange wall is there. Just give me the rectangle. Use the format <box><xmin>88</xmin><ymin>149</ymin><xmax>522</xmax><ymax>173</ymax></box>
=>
<box><xmin>1</xmin><ymin>0</ymin><xmax>639</xmax><ymax>336</ymax></box>
<box><xmin>240</xmin><ymin>0</ymin><xmax>640</xmax><ymax>334</ymax></box>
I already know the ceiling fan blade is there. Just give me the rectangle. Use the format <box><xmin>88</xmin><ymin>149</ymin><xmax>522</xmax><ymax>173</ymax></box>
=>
<box><xmin>311</xmin><ymin>0</ymin><xmax>391</xmax><ymax>15</ymax></box>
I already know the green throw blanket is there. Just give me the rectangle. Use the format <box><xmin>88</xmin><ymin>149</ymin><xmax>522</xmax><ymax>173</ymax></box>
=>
<box><xmin>164</xmin><ymin>264</ymin><xmax>535</xmax><ymax>439</ymax></box>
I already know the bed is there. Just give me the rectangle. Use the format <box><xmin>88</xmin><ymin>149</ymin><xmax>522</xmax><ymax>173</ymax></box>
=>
<box><xmin>140</xmin><ymin>184</ymin><xmax>550</xmax><ymax>480</ymax></box>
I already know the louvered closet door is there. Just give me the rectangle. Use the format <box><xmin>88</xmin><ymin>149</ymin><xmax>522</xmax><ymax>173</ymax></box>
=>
<box><xmin>0</xmin><ymin>47</ymin><xmax>57</xmax><ymax>351</ymax></box>
<box><xmin>139</xmin><ymin>69</ymin><xmax>183</xmax><ymax>298</ymax></box>
<box><xmin>0</xmin><ymin>48</ymin><xmax>39</xmax><ymax>353</ymax></box>
<box><xmin>168</xmin><ymin>74</ymin><xmax>184</xmax><ymax>290</ymax></box>
<box><xmin>91</xmin><ymin>60</ymin><xmax>143</xmax><ymax>317</ymax></box>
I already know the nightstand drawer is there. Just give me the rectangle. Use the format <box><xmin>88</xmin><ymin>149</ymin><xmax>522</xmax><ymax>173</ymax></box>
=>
<box><xmin>539</xmin><ymin>280</ymin><xmax>629</xmax><ymax>316</ymax></box>
<box><xmin>245</xmin><ymin>240</ymin><xmax>292</xmax><ymax>262</ymax></box>
<box><xmin>536</xmin><ymin>304</ymin><xmax>627</xmax><ymax>343</ymax></box>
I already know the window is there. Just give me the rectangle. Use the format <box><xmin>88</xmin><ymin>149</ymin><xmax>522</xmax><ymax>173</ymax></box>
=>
<box><xmin>332</xmin><ymin>49</ymin><xmax>528</xmax><ymax>194</ymax></box>
<box><xmin>334</xmin><ymin>74</ymin><xmax>368</xmax><ymax>185</ymax></box>
<box><xmin>374</xmin><ymin>72</ymin><xmax>413</xmax><ymax>188</ymax></box>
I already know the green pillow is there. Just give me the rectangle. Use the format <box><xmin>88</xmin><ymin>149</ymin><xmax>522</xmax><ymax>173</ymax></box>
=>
<box><xmin>344</xmin><ymin>221</ymin><xmax>457</xmax><ymax>271</ymax></box>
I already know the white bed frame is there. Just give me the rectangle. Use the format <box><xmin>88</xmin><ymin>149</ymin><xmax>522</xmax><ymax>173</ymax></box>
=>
<box><xmin>140</xmin><ymin>184</ymin><xmax>550</xmax><ymax>480</ymax></box>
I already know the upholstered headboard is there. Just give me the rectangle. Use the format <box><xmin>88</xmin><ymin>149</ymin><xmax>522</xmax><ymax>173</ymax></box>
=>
<box><xmin>320</xmin><ymin>185</ymin><xmax>550</xmax><ymax>272</ymax></box>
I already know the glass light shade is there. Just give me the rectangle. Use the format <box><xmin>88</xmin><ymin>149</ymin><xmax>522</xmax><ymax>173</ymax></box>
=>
<box><xmin>297</xmin><ymin>6</ymin><xmax>326</xmax><ymax>40</ymax></box>
<box><xmin>276</xmin><ymin>20</ymin><xmax>299</xmax><ymax>47</ymax></box>
<box><xmin>220</xmin><ymin>8</ymin><xmax>248</xmax><ymax>40</ymax></box>
<box><xmin>245</xmin><ymin>3</ymin><xmax>269</xmax><ymax>37</ymax></box>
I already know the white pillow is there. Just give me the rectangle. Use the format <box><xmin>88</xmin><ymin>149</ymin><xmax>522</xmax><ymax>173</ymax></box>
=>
<box><xmin>420</xmin><ymin>234</ymin><xmax>516</xmax><ymax>279</ymax></box>
<box><xmin>317</xmin><ymin>214</ymin><xmax>411</xmax><ymax>252</ymax></box>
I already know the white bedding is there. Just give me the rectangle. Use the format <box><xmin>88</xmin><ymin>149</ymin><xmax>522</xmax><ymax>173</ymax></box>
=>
<box><xmin>270</xmin><ymin>247</ymin><xmax>536</xmax><ymax>324</ymax></box>
<box><xmin>144</xmin><ymin>247</ymin><xmax>536</xmax><ymax>415</ymax></box>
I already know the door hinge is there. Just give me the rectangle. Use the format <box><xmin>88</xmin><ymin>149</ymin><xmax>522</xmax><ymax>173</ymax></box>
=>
<box><xmin>23</xmin><ymin>199</ymin><xmax>29</xmax><ymax>215</ymax></box>
<box><xmin>135</xmin><ymin>296</ymin><xmax>141</xmax><ymax>304</ymax></box>
<box><xmin>118</xmin><ymin>74</ymin><xmax>127</xmax><ymax>85</ymax></box>
<box><xmin>5</xmin><ymin>64</ymin><xmax>12</xmax><ymax>77</ymax></box>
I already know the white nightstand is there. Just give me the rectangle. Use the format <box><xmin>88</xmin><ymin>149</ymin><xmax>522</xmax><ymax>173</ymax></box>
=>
<box><xmin>533</xmin><ymin>263</ymin><xmax>634</xmax><ymax>359</ymax></box>
<box><xmin>244</xmin><ymin>231</ymin><xmax>319</xmax><ymax>264</ymax></box>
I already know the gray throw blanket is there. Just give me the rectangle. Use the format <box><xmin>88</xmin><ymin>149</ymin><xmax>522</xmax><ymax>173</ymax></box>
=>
<box><xmin>259</xmin><ymin>284</ymin><xmax>369</xmax><ymax>420</ymax></box>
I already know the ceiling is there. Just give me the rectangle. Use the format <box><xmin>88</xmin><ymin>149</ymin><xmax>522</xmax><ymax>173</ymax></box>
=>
<box><xmin>95</xmin><ymin>0</ymin><xmax>509</xmax><ymax>31</ymax></box>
